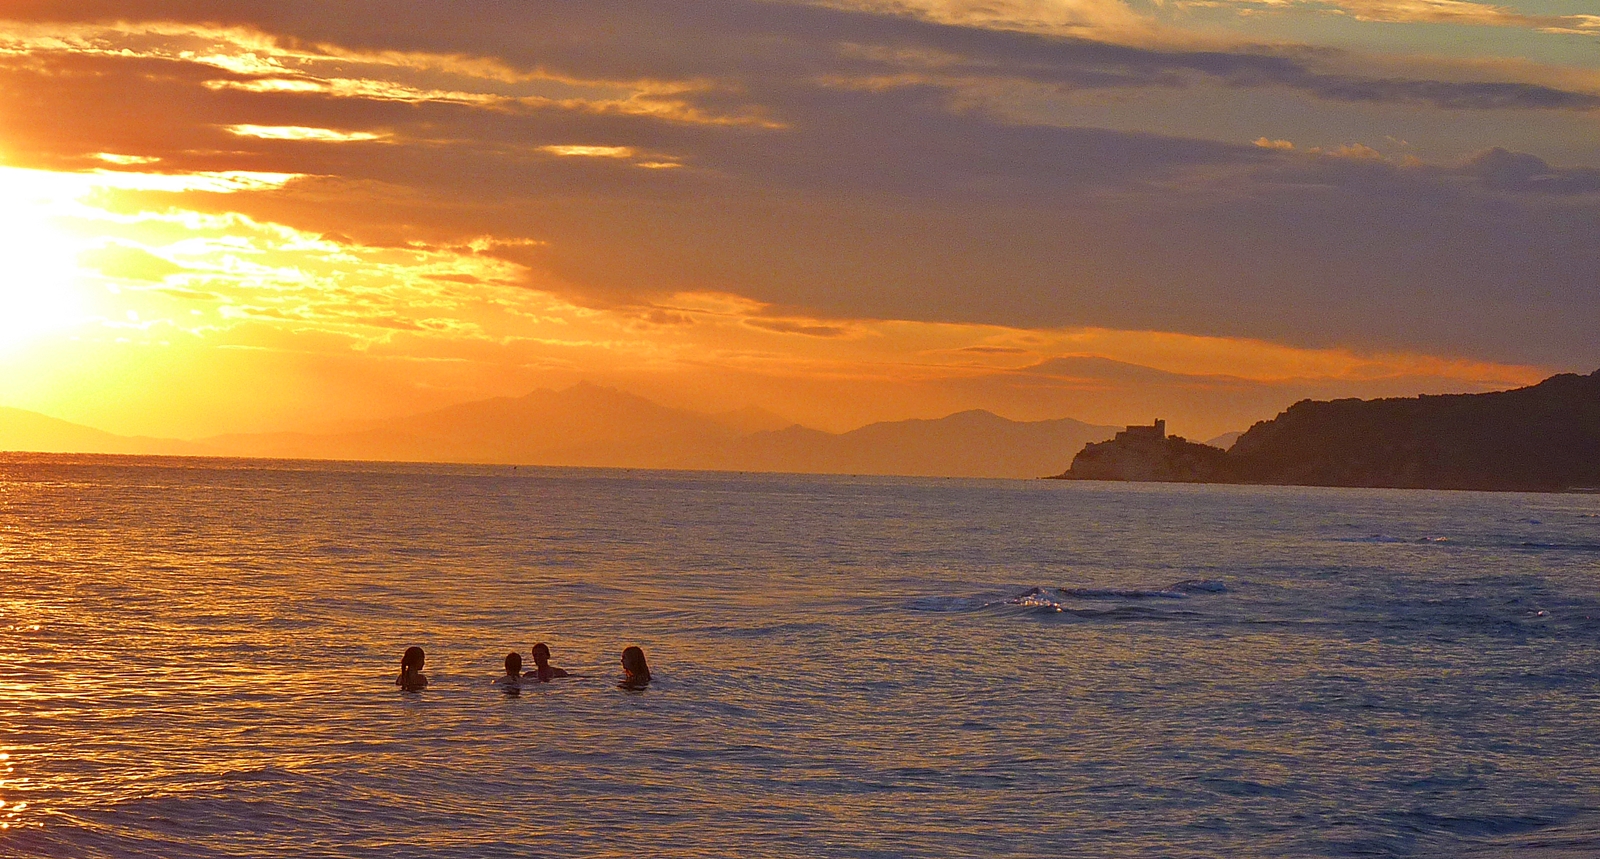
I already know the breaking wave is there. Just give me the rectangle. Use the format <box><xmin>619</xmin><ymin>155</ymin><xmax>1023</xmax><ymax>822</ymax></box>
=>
<box><xmin>973</xmin><ymin>580</ymin><xmax>1228</xmax><ymax>614</ymax></box>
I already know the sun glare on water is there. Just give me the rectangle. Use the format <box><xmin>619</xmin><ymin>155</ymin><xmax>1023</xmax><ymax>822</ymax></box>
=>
<box><xmin>0</xmin><ymin>166</ymin><xmax>94</xmax><ymax>352</ymax></box>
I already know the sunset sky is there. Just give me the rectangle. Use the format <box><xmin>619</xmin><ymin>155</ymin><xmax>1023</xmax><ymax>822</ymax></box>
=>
<box><xmin>1</xmin><ymin>0</ymin><xmax>1595</xmax><ymax>440</ymax></box>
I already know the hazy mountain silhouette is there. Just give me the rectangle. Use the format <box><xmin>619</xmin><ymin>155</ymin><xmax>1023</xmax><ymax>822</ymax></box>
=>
<box><xmin>202</xmin><ymin>383</ymin><xmax>1116</xmax><ymax>477</ymax></box>
<box><xmin>0</xmin><ymin>407</ymin><xmax>205</xmax><ymax>457</ymax></box>
<box><xmin>706</xmin><ymin>405</ymin><xmax>795</xmax><ymax>436</ymax></box>
<box><xmin>699</xmin><ymin>409</ymin><xmax>1118</xmax><ymax>478</ymax></box>
<box><xmin>3</xmin><ymin>384</ymin><xmax>1118</xmax><ymax>478</ymax></box>
<box><xmin>1204</xmin><ymin>431</ymin><xmax>1243</xmax><ymax>450</ymax></box>
<box><xmin>208</xmin><ymin>383</ymin><xmax>741</xmax><ymax>467</ymax></box>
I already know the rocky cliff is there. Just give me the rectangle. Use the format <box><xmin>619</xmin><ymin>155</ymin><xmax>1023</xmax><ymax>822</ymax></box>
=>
<box><xmin>1059</xmin><ymin>432</ymin><xmax>1235</xmax><ymax>483</ymax></box>
<box><xmin>1227</xmin><ymin>369</ymin><xmax>1600</xmax><ymax>491</ymax></box>
<box><xmin>1055</xmin><ymin>370</ymin><xmax>1600</xmax><ymax>491</ymax></box>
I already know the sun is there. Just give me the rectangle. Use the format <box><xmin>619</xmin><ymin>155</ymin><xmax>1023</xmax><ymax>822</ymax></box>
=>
<box><xmin>0</xmin><ymin>164</ymin><xmax>94</xmax><ymax>352</ymax></box>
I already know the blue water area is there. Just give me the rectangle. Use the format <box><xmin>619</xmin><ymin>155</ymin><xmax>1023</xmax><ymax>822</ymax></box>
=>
<box><xmin>1</xmin><ymin>454</ymin><xmax>1598</xmax><ymax>857</ymax></box>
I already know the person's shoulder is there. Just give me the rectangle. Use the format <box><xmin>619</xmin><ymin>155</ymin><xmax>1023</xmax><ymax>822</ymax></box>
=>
<box><xmin>552</xmin><ymin>667</ymin><xmax>570</xmax><ymax>678</ymax></box>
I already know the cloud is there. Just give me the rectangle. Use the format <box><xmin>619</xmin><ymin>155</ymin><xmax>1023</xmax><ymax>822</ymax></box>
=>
<box><xmin>958</xmin><ymin>344</ymin><xmax>1031</xmax><ymax>353</ymax></box>
<box><xmin>1461</xmin><ymin>147</ymin><xmax>1600</xmax><ymax>194</ymax></box>
<box><xmin>0</xmin><ymin>0</ymin><xmax>1596</xmax><ymax>429</ymax></box>
<box><xmin>0</xmin><ymin>151</ymin><xmax>1562</xmax><ymax>439</ymax></box>
<box><xmin>1283</xmin><ymin>74</ymin><xmax>1600</xmax><ymax>111</ymax></box>
<box><xmin>820</xmin><ymin>0</ymin><xmax>1153</xmax><ymax>37</ymax></box>
<box><xmin>742</xmin><ymin>318</ymin><xmax>855</xmax><ymax>337</ymax></box>
<box><xmin>941</xmin><ymin>354</ymin><xmax>1550</xmax><ymax>436</ymax></box>
<box><xmin>1202</xmin><ymin>0</ymin><xmax>1600</xmax><ymax>36</ymax></box>
<box><xmin>79</xmin><ymin>243</ymin><xmax>187</xmax><ymax>281</ymax></box>
<box><xmin>95</xmin><ymin>152</ymin><xmax>162</xmax><ymax>165</ymax></box>
<box><xmin>227</xmin><ymin>124</ymin><xmax>389</xmax><ymax>142</ymax></box>
<box><xmin>541</xmin><ymin>145</ymin><xmax>637</xmax><ymax>158</ymax></box>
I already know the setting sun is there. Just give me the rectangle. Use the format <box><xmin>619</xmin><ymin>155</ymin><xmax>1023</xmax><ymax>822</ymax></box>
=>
<box><xmin>0</xmin><ymin>166</ymin><xmax>93</xmax><ymax>351</ymax></box>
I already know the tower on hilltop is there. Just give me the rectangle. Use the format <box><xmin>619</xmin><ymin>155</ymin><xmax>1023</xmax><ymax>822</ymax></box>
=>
<box><xmin>1114</xmin><ymin>418</ymin><xmax>1165</xmax><ymax>443</ymax></box>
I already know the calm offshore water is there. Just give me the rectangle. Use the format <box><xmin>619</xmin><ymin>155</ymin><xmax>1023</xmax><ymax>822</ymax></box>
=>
<box><xmin>2</xmin><ymin>455</ymin><xmax>1598</xmax><ymax>858</ymax></box>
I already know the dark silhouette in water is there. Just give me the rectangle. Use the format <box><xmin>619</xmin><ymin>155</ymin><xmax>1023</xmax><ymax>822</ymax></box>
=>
<box><xmin>497</xmin><ymin>652</ymin><xmax>524</xmax><ymax>695</ymax></box>
<box><xmin>525</xmin><ymin>642</ymin><xmax>570</xmax><ymax>682</ymax></box>
<box><xmin>397</xmin><ymin>646</ymin><xmax>428</xmax><ymax>691</ymax></box>
<box><xmin>620</xmin><ymin>646</ymin><xmax>651</xmax><ymax>689</ymax></box>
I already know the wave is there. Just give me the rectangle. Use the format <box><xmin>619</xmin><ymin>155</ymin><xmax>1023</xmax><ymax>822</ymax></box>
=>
<box><xmin>971</xmin><ymin>580</ymin><xmax>1228</xmax><ymax>613</ymax></box>
<box><xmin>906</xmin><ymin>595</ymin><xmax>989</xmax><ymax>613</ymax></box>
<box><xmin>1060</xmin><ymin>586</ymin><xmax>1188</xmax><ymax>600</ymax></box>
<box><xmin>1006</xmin><ymin>588</ymin><xmax>1072</xmax><ymax>611</ymax></box>
<box><xmin>1062</xmin><ymin>579</ymin><xmax>1227</xmax><ymax>601</ymax></box>
<box><xmin>1515</xmin><ymin>541</ymin><xmax>1600</xmax><ymax>553</ymax></box>
<box><xmin>1342</xmin><ymin>533</ymin><xmax>1600</xmax><ymax>553</ymax></box>
<box><xmin>1168</xmin><ymin>578</ymin><xmax>1230</xmax><ymax>594</ymax></box>
<box><xmin>1342</xmin><ymin>534</ymin><xmax>1450</xmax><ymax>544</ymax></box>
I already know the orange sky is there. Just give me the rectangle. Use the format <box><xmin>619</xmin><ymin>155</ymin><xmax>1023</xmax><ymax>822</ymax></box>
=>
<box><xmin>1</xmin><ymin>5</ymin><xmax>1593</xmax><ymax>442</ymax></box>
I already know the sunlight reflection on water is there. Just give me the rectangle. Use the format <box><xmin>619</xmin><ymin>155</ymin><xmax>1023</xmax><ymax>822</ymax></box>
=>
<box><xmin>0</xmin><ymin>455</ymin><xmax>1598</xmax><ymax>857</ymax></box>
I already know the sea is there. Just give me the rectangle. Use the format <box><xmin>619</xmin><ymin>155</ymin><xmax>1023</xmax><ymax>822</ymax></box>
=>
<box><xmin>1</xmin><ymin>454</ymin><xmax>1598</xmax><ymax>858</ymax></box>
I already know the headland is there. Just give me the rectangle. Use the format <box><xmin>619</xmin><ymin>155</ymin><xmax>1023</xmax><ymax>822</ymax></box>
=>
<box><xmin>1051</xmin><ymin>369</ymin><xmax>1600</xmax><ymax>492</ymax></box>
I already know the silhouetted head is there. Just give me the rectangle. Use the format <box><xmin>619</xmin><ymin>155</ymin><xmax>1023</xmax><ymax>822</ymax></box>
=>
<box><xmin>505</xmin><ymin>651</ymin><xmax>523</xmax><ymax>676</ymax></box>
<box><xmin>531</xmin><ymin>642</ymin><xmax>551</xmax><ymax>667</ymax></box>
<box><xmin>621</xmin><ymin>646</ymin><xmax>651</xmax><ymax>685</ymax></box>
<box><xmin>401</xmin><ymin>646</ymin><xmax>425</xmax><ymax>673</ymax></box>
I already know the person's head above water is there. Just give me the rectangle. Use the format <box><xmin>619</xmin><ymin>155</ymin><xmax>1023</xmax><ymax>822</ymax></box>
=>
<box><xmin>504</xmin><ymin>651</ymin><xmax>523</xmax><ymax>677</ymax></box>
<box><xmin>397</xmin><ymin>646</ymin><xmax>428</xmax><ymax>690</ymax></box>
<box><xmin>525</xmin><ymin>641</ymin><xmax>571</xmax><ymax>680</ymax></box>
<box><xmin>620</xmin><ymin>646</ymin><xmax>651</xmax><ymax>687</ymax></box>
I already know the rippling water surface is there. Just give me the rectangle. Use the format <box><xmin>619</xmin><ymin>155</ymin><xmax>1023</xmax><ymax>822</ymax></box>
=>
<box><xmin>2</xmin><ymin>454</ymin><xmax>1599</xmax><ymax>857</ymax></box>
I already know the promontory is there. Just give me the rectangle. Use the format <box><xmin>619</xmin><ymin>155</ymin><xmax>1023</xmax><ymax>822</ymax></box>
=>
<box><xmin>1052</xmin><ymin>369</ymin><xmax>1600</xmax><ymax>492</ymax></box>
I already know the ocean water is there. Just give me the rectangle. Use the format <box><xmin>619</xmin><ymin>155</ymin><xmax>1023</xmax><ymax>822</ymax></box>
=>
<box><xmin>2</xmin><ymin>455</ymin><xmax>1599</xmax><ymax>858</ymax></box>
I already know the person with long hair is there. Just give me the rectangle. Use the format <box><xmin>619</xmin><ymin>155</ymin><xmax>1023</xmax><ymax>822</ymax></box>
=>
<box><xmin>495</xmin><ymin>651</ymin><xmax>524</xmax><ymax>694</ymax></box>
<box><xmin>500</xmin><ymin>652</ymin><xmax>524</xmax><ymax>682</ymax></box>
<box><xmin>396</xmin><ymin>646</ymin><xmax>428</xmax><ymax>691</ymax></box>
<box><xmin>619</xmin><ymin>646</ymin><xmax>651</xmax><ymax>689</ymax></box>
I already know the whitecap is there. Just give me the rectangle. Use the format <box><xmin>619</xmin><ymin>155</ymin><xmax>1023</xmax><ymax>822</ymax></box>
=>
<box><xmin>1063</xmin><ymin>586</ymin><xmax>1189</xmax><ymax>600</ymax></box>
<box><xmin>1168</xmin><ymin>579</ymin><xmax>1227</xmax><ymax>594</ymax></box>
<box><xmin>1001</xmin><ymin>587</ymin><xmax>1068</xmax><ymax>612</ymax></box>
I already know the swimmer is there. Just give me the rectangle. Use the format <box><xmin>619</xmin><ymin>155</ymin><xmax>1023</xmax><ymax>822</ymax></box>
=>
<box><xmin>396</xmin><ymin>646</ymin><xmax>428</xmax><ymax>691</ymax></box>
<box><xmin>496</xmin><ymin>652</ymin><xmax>524</xmax><ymax>693</ymax></box>
<box><xmin>619</xmin><ymin>645</ymin><xmax>651</xmax><ymax>689</ymax></box>
<box><xmin>524</xmin><ymin>642</ymin><xmax>570</xmax><ymax>682</ymax></box>
<box><xmin>497</xmin><ymin>652</ymin><xmax>524</xmax><ymax>684</ymax></box>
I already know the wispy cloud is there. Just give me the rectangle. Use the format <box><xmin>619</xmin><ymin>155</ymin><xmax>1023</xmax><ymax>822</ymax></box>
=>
<box><xmin>0</xmin><ymin>2</ymin><xmax>1594</xmax><ymax>438</ymax></box>
<box><xmin>819</xmin><ymin>0</ymin><xmax>1154</xmax><ymax>37</ymax></box>
<box><xmin>1192</xmin><ymin>0</ymin><xmax>1600</xmax><ymax>35</ymax></box>
<box><xmin>540</xmin><ymin>145</ymin><xmax>638</xmax><ymax>158</ymax></box>
<box><xmin>227</xmin><ymin>125</ymin><xmax>389</xmax><ymax>142</ymax></box>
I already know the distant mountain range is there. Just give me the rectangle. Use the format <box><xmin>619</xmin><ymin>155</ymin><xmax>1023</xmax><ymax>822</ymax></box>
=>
<box><xmin>1</xmin><ymin>383</ymin><xmax>1118</xmax><ymax>479</ymax></box>
<box><xmin>0</xmin><ymin>408</ymin><xmax>201</xmax><ymax>457</ymax></box>
<box><xmin>1056</xmin><ymin>369</ymin><xmax>1600</xmax><ymax>492</ymax></box>
<box><xmin>700</xmin><ymin>408</ymin><xmax>1118</xmax><ymax>478</ymax></box>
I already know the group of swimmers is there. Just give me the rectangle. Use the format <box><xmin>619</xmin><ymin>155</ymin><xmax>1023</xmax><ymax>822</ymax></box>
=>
<box><xmin>395</xmin><ymin>643</ymin><xmax>651</xmax><ymax>692</ymax></box>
